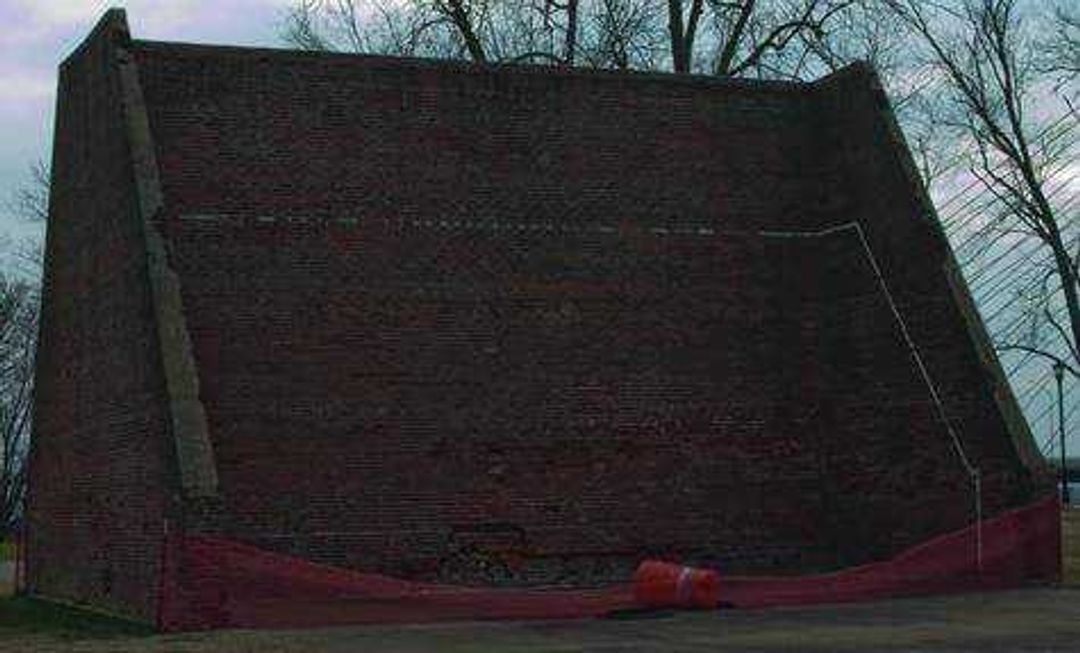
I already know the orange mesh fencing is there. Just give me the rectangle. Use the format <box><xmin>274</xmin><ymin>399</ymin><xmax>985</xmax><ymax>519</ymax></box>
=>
<box><xmin>158</xmin><ymin>494</ymin><xmax>1060</xmax><ymax>631</ymax></box>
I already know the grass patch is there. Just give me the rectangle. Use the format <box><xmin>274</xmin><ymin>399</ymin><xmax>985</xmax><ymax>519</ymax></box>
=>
<box><xmin>0</xmin><ymin>538</ymin><xmax>13</xmax><ymax>561</ymax></box>
<box><xmin>0</xmin><ymin>596</ymin><xmax>154</xmax><ymax>639</ymax></box>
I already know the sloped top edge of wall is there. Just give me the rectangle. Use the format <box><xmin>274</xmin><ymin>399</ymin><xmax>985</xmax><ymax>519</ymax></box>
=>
<box><xmin>129</xmin><ymin>39</ymin><xmax>821</xmax><ymax>95</ymax></box>
<box><xmin>809</xmin><ymin>60</ymin><xmax>1048</xmax><ymax>480</ymax></box>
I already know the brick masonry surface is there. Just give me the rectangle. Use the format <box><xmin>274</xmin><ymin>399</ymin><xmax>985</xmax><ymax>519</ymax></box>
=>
<box><xmin>132</xmin><ymin>44</ymin><xmax>1039</xmax><ymax>582</ymax></box>
<box><xmin>28</xmin><ymin>9</ymin><xmax>1049</xmax><ymax>622</ymax></box>
<box><xmin>28</xmin><ymin>17</ymin><xmax>172</xmax><ymax>621</ymax></box>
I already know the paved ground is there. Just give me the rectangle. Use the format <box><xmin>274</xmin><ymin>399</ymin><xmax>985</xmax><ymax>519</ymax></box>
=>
<box><xmin>3</xmin><ymin>588</ymin><xmax>1080</xmax><ymax>652</ymax></box>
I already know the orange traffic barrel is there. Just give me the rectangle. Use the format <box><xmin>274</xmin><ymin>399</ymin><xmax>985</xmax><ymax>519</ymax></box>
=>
<box><xmin>633</xmin><ymin>560</ymin><xmax>719</xmax><ymax>609</ymax></box>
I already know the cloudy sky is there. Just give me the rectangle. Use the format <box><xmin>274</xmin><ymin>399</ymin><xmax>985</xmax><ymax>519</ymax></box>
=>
<box><xmin>0</xmin><ymin>0</ymin><xmax>294</xmax><ymax>253</ymax></box>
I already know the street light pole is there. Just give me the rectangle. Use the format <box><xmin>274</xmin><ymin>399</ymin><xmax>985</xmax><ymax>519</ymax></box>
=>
<box><xmin>1054</xmin><ymin>361</ymin><xmax>1069</xmax><ymax>506</ymax></box>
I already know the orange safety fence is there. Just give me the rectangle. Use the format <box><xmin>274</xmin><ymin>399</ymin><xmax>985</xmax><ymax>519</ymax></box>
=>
<box><xmin>157</xmin><ymin>494</ymin><xmax>1061</xmax><ymax>631</ymax></box>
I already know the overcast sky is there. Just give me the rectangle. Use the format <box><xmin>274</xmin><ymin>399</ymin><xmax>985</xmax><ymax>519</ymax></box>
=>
<box><xmin>0</xmin><ymin>0</ymin><xmax>293</xmax><ymax>253</ymax></box>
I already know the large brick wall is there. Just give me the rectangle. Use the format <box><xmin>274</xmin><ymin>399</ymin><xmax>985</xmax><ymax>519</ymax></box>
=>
<box><xmin>27</xmin><ymin>15</ymin><xmax>173</xmax><ymax>620</ymax></box>
<box><xmin>127</xmin><ymin>44</ymin><xmax>1046</xmax><ymax>582</ymax></box>
<box><xmin>30</xmin><ymin>9</ymin><xmax>1049</xmax><ymax>616</ymax></box>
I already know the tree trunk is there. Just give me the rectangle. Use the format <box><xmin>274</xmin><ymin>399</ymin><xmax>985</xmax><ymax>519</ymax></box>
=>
<box><xmin>564</xmin><ymin>0</ymin><xmax>579</xmax><ymax>65</ymax></box>
<box><xmin>1045</xmin><ymin>219</ymin><xmax>1080</xmax><ymax>369</ymax></box>
<box><xmin>443</xmin><ymin>0</ymin><xmax>487</xmax><ymax>62</ymax></box>
<box><xmin>668</xmin><ymin>0</ymin><xmax>688</xmax><ymax>72</ymax></box>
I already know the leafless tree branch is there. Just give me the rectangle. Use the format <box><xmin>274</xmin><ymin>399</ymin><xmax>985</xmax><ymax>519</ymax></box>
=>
<box><xmin>998</xmin><ymin>344</ymin><xmax>1080</xmax><ymax>378</ymax></box>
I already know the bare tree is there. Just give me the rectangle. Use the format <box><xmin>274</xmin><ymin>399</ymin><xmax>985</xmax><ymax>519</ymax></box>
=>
<box><xmin>284</xmin><ymin>0</ymin><xmax>448</xmax><ymax>56</ymax></box>
<box><xmin>666</xmin><ymin>0</ymin><xmax>705</xmax><ymax>73</ymax></box>
<box><xmin>882</xmin><ymin>0</ymin><xmax>1080</xmax><ymax>378</ymax></box>
<box><xmin>280</xmin><ymin>0</ymin><xmax>861</xmax><ymax>80</ymax></box>
<box><xmin>434</xmin><ymin>0</ymin><xmax>490</xmax><ymax>61</ymax></box>
<box><xmin>0</xmin><ymin>161</ymin><xmax>46</xmax><ymax>535</ymax></box>
<box><xmin>2</xmin><ymin>161</ymin><xmax>47</xmax><ymax>278</ymax></box>
<box><xmin>560</xmin><ymin>0</ymin><xmax>581</xmax><ymax>64</ymax></box>
<box><xmin>702</xmin><ymin>0</ymin><xmax>858</xmax><ymax>78</ymax></box>
<box><xmin>0</xmin><ymin>276</ymin><xmax>37</xmax><ymax>535</ymax></box>
<box><xmin>9</xmin><ymin>161</ymin><xmax>47</xmax><ymax>225</ymax></box>
<box><xmin>581</xmin><ymin>0</ymin><xmax>666</xmax><ymax>70</ymax></box>
<box><xmin>283</xmin><ymin>0</ymin><xmax>571</xmax><ymax>63</ymax></box>
<box><xmin>1045</xmin><ymin>6</ymin><xmax>1080</xmax><ymax>83</ymax></box>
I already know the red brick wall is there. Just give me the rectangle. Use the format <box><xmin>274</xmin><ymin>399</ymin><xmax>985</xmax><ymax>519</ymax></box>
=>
<box><xmin>130</xmin><ymin>44</ymin><xmax>1045</xmax><ymax>583</ymax></box>
<box><xmin>27</xmin><ymin>16</ymin><xmax>172</xmax><ymax>620</ymax></box>
<box><xmin>808</xmin><ymin>67</ymin><xmax>1045</xmax><ymax>562</ymax></box>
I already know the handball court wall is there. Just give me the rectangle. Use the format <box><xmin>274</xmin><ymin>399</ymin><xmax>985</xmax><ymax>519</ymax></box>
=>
<box><xmin>26</xmin><ymin>9</ymin><xmax>1054</xmax><ymax>626</ymax></box>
